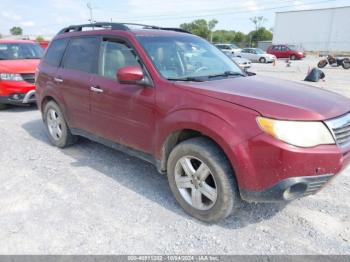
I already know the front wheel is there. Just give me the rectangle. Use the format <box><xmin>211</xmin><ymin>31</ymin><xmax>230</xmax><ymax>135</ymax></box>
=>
<box><xmin>167</xmin><ymin>137</ymin><xmax>238</xmax><ymax>222</ymax></box>
<box><xmin>43</xmin><ymin>101</ymin><xmax>77</xmax><ymax>148</ymax></box>
<box><xmin>259</xmin><ymin>57</ymin><xmax>266</xmax><ymax>63</ymax></box>
<box><xmin>290</xmin><ymin>54</ymin><xmax>297</xmax><ymax>60</ymax></box>
<box><xmin>342</xmin><ymin>59</ymin><xmax>350</xmax><ymax>69</ymax></box>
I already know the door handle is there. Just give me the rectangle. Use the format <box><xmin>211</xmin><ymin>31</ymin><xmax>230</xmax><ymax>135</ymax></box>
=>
<box><xmin>54</xmin><ymin>77</ymin><xmax>64</xmax><ymax>83</ymax></box>
<box><xmin>90</xmin><ymin>86</ymin><xmax>103</xmax><ymax>93</ymax></box>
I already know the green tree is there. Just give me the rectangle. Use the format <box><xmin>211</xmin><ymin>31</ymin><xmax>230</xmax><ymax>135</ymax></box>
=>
<box><xmin>247</xmin><ymin>27</ymin><xmax>273</xmax><ymax>47</ymax></box>
<box><xmin>180</xmin><ymin>19</ymin><xmax>210</xmax><ymax>39</ymax></box>
<box><xmin>36</xmin><ymin>36</ymin><xmax>45</xmax><ymax>41</ymax></box>
<box><xmin>10</xmin><ymin>26</ymin><xmax>23</xmax><ymax>35</ymax></box>
<box><xmin>212</xmin><ymin>30</ymin><xmax>235</xmax><ymax>43</ymax></box>
<box><xmin>233</xmin><ymin>32</ymin><xmax>245</xmax><ymax>44</ymax></box>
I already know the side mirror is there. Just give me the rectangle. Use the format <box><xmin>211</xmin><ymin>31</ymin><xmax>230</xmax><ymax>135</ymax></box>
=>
<box><xmin>117</xmin><ymin>66</ymin><xmax>144</xmax><ymax>84</ymax></box>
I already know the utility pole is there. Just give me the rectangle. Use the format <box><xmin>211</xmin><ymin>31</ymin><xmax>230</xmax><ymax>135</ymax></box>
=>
<box><xmin>87</xmin><ymin>2</ymin><xmax>94</xmax><ymax>24</ymax></box>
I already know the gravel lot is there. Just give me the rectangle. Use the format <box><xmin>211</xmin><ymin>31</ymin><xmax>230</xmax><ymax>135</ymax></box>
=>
<box><xmin>0</xmin><ymin>57</ymin><xmax>349</xmax><ymax>254</ymax></box>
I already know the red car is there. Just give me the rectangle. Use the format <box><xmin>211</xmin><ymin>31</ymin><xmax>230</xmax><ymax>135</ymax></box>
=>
<box><xmin>0</xmin><ymin>39</ymin><xmax>43</xmax><ymax>109</ymax></box>
<box><xmin>267</xmin><ymin>44</ymin><xmax>305</xmax><ymax>60</ymax></box>
<box><xmin>36</xmin><ymin>23</ymin><xmax>350</xmax><ymax>222</ymax></box>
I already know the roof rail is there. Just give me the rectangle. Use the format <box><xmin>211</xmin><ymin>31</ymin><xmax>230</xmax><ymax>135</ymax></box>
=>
<box><xmin>57</xmin><ymin>22</ymin><xmax>191</xmax><ymax>35</ymax></box>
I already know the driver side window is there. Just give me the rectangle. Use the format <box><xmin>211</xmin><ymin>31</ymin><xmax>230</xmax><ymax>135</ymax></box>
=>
<box><xmin>99</xmin><ymin>40</ymin><xmax>140</xmax><ymax>80</ymax></box>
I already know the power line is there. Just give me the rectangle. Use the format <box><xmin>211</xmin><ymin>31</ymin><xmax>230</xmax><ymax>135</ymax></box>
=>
<box><xmin>95</xmin><ymin>0</ymin><xmax>337</xmax><ymax>21</ymax></box>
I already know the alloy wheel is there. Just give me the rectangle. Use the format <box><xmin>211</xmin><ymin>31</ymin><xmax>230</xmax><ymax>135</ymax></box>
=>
<box><xmin>47</xmin><ymin>108</ymin><xmax>63</xmax><ymax>141</ymax></box>
<box><xmin>174</xmin><ymin>156</ymin><xmax>218</xmax><ymax>210</ymax></box>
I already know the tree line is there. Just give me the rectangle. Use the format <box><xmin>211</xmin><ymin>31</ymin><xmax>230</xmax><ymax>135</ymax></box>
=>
<box><xmin>180</xmin><ymin>17</ymin><xmax>272</xmax><ymax>47</ymax></box>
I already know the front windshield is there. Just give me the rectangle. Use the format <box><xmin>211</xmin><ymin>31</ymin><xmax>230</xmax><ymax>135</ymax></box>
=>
<box><xmin>229</xmin><ymin>44</ymin><xmax>239</xmax><ymax>49</ymax></box>
<box><xmin>137</xmin><ymin>35</ymin><xmax>243</xmax><ymax>81</ymax></box>
<box><xmin>0</xmin><ymin>43</ymin><xmax>43</xmax><ymax>60</ymax></box>
<box><xmin>255</xmin><ymin>48</ymin><xmax>265</xmax><ymax>54</ymax></box>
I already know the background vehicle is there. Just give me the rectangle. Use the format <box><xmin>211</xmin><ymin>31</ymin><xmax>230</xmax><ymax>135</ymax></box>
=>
<box><xmin>318</xmin><ymin>55</ymin><xmax>350</xmax><ymax>69</ymax></box>
<box><xmin>215</xmin><ymin>43</ymin><xmax>241</xmax><ymax>55</ymax></box>
<box><xmin>225</xmin><ymin>52</ymin><xmax>252</xmax><ymax>70</ymax></box>
<box><xmin>267</xmin><ymin>44</ymin><xmax>305</xmax><ymax>60</ymax></box>
<box><xmin>36</xmin><ymin>23</ymin><xmax>350</xmax><ymax>222</ymax></box>
<box><xmin>237</xmin><ymin>48</ymin><xmax>276</xmax><ymax>63</ymax></box>
<box><xmin>0</xmin><ymin>39</ymin><xmax>43</xmax><ymax>109</ymax></box>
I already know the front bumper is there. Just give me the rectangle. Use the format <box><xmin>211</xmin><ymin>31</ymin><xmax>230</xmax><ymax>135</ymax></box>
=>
<box><xmin>241</xmin><ymin>174</ymin><xmax>334</xmax><ymax>202</ymax></box>
<box><xmin>0</xmin><ymin>90</ymin><xmax>36</xmax><ymax>105</ymax></box>
<box><xmin>231</xmin><ymin>133</ymin><xmax>350</xmax><ymax>202</ymax></box>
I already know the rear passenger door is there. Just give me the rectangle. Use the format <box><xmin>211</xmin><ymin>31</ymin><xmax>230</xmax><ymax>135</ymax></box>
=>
<box><xmin>56</xmin><ymin>37</ymin><xmax>100</xmax><ymax>132</ymax></box>
<box><xmin>90</xmin><ymin>37</ymin><xmax>155</xmax><ymax>153</ymax></box>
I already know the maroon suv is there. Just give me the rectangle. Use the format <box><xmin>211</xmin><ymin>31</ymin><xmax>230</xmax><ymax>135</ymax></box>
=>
<box><xmin>36</xmin><ymin>23</ymin><xmax>350</xmax><ymax>222</ymax></box>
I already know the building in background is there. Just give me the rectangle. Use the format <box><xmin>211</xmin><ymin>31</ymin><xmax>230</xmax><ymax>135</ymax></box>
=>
<box><xmin>273</xmin><ymin>6</ymin><xmax>350</xmax><ymax>52</ymax></box>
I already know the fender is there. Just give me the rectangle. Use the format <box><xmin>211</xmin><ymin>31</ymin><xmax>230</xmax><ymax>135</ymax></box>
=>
<box><xmin>155</xmin><ymin>107</ymin><xmax>262</xmax><ymax>188</ymax></box>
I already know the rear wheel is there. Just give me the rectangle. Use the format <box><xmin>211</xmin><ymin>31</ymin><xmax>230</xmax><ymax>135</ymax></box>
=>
<box><xmin>0</xmin><ymin>104</ymin><xmax>7</xmax><ymax>110</ymax></box>
<box><xmin>167</xmin><ymin>137</ymin><xmax>238</xmax><ymax>222</ymax></box>
<box><xmin>317</xmin><ymin>60</ymin><xmax>327</xmax><ymax>68</ymax></box>
<box><xmin>259</xmin><ymin>57</ymin><xmax>266</xmax><ymax>63</ymax></box>
<box><xmin>43</xmin><ymin>101</ymin><xmax>77</xmax><ymax>148</ymax></box>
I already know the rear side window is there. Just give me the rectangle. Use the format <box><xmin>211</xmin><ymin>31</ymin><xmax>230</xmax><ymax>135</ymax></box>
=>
<box><xmin>98</xmin><ymin>40</ymin><xmax>140</xmax><ymax>79</ymax></box>
<box><xmin>62</xmin><ymin>37</ymin><xmax>100</xmax><ymax>73</ymax></box>
<box><xmin>43</xmin><ymin>38</ymin><xmax>69</xmax><ymax>67</ymax></box>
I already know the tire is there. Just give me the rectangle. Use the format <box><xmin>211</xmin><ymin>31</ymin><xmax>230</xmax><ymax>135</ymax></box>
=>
<box><xmin>43</xmin><ymin>101</ymin><xmax>77</xmax><ymax>148</ymax></box>
<box><xmin>342</xmin><ymin>59</ymin><xmax>350</xmax><ymax>69</ymax></box>
<box><xmin>167</xmin><ymin>137</ymin><xmax>238</xmax><ymax>222</ymax></box>
<box><xmin>259</xmin><ymin>57</ymin><xmax>266</xmax><ymax>63</ymax></box>
<box><xmin>317</xmin><ymin>60</ymin><xmax>327</xmax><ymax>68</ymax></box>
<box><xmin>0</xmin><ymin>104</ymin><xmax>7</xmax><ymax>110</ymax></box>
<box><xmin>290</xmin><ymin>54</ymin><xmax>297</xmax><ymax>60</ymax></box>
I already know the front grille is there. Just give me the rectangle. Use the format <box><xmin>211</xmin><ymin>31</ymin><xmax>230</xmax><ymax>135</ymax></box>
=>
<box><xmin>21</xmin><ymin>73</ymin><xmax>35</xmax><ymax>84</ymax></box>
<box><xmin>325</xmin><ymin>112</ymin><xmax>350</xmax><ymax>148</ymax></box>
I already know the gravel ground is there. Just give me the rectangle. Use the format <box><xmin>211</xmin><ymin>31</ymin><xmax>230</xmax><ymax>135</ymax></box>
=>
<box><xmin>0</xmin><ymin>57</ymin><xmax>349</xmax><ymax>254</ymax></box>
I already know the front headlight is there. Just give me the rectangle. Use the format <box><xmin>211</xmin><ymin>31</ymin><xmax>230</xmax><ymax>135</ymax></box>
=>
<box><xmin>257</xmin><ymin>116</ymin><xmax>335</xmax><ymax>147</ymax></box>
<box><xmin>0</xmin><ymin>73</ymin><xmax>23</xmax><ymax>81</ymax></box>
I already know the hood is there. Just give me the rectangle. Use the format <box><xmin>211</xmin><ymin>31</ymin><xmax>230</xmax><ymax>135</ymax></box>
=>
<box><xmin>0</xmin><ymin>59</ymin><xmax>40</xmax><ymax>73</ymax></box>
<box><xmin>233</xmin><ymin>57</ymin><xmax>250</xmax><ymax>63</ymax></box>
<box><xmin>175</xmin><ymin>75</ymin><xmax>350</xmax><ymax>121</ymax></box>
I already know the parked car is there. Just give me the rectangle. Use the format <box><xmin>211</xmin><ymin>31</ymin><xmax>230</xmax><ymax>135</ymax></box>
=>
<box><xmin>36</xmin><ymin>23</ymin><xmax>350</xmax><ymax>222</ymax></box>
<box><xmin>267</xmin><ymin>44</ymin><xmax>305</xmax><ymax>60</ymax></box>
<box><xmin>225</xmin><ymin>52</ymin><xmax>251</xmax><ymax>70</ymax></box>
<box><xmin>0</xmin><ymin>39</ymin><xmax>43</xmax><ymax>109</ymax></box>
<box><xmin>36</xmin><ymin>40</ymin><xmax>50</xmax><ymax>50</ymax></box>
<box><xmin>215</xmin><ymin>43</ymin><xmax>241</xmax><ymax>55</ymax></box>
<box><xmin>237</xmin><ymin>48</ymin><xmax>276</xmax><ymax>63</ymax></box>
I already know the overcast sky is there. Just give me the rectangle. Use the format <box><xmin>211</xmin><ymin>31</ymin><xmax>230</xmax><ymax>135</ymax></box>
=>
<box><xmin>0</xmin><ymin>0</ymin><xmax>349</xmax><ymax>36</ymax></box>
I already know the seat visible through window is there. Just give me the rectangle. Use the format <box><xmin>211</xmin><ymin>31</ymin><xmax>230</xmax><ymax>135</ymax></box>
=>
<box><xmin>99</xmin><ymin>41</ymin><xmax>140</xmax><ymax>79</ymax></box>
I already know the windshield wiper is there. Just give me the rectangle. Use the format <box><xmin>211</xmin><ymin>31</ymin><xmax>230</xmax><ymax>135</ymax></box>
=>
<box><xmin>207</xmin><ymin>71</ymin><xmax>246</xmax><ymax>79</ymax></box>
<box><xmin>23</xmin><ymin>57</ymin><xmax>41</xmax><ymax>59</ymax></box>
<box><xmin>167</xmin><ymin>77</ymin><xmax>204</xmax><ymax>82</ymax></box>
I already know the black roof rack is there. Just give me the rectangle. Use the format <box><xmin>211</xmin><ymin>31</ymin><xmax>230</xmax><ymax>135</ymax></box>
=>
<box><xmin>57</xmin><ymin>22</ymin><xmax>191</xmax><ymax>35</ymax></box>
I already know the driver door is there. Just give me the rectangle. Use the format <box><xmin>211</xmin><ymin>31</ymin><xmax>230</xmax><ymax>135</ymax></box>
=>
<box><xmin>90</xmin><ymin>38</ymin><xmax>155</xmax><ymax>153</ymax></box>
